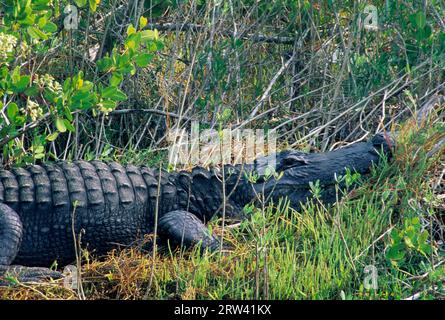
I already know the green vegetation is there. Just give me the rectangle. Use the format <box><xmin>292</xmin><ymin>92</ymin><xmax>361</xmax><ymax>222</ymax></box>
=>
<box><xmin>0</xmin><ymin>0</ymin><xmax>444</xmax><ymax>299</ymax></box>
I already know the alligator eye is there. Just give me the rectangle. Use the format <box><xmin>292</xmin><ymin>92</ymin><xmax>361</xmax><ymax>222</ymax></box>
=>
<box><xmin>281</xmin><ymin>155</ymin><xmax>309</xmax><ymax>170</ymax></box>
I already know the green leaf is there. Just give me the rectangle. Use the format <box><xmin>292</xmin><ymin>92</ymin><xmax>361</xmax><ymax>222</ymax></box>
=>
<box><xmin>89</xmin><ymin>0</ymin><xmax>98</xmax><ymax>12</ymax></box>
<box><xmin>100</xmin><ymin>99</ymin><xmax>117</xmax><ymax>110</ymax></box>
<box><xmin>34</xmin><ymin>146</ymin><xmax>45</xmax><ymax>154</ymax></box>
<box><xmin>42</xmin><ymin>21</ymin><xmax>58</xmax><ymax>33</ymax></box>
<box><xmin>139</xmin><ymin>16</ymin><xmax>147</xmax><ymax>29</ymax></box>
<box><xmin>404</xmin><ymin>236</ymin><xmax>414</xmax><ymax>249</ymax></box>
<box><xmin>74</xmin><ymin>0</ymin><xmax>87</xmax><ymax>7</ymax></box>
<box><xmin>141</xmin><ymin>29</ymin><xmax>159</xmax><ymax>42</ymax></box>
<box><xmin>63</xmin><ymin>119</ymin><xmax>75</xmax><ymax>132</ymax></box>
<box><xmin>27</xmin><ymin>26</ymin><xmax>48</xmax><ymax>40</ymax></box>
<box><xmin>64</xmin><ymin>107</ymin><xmax>74</xmax><ymax>121</ymax></box>
<box><xmin>37</xmin><ymin>16</ymin><xmax>48</xmax><ymax>28</ymax></box>
<box><xmin>439</xmin><ymin>32</ymin><xmax>445</xmax><ymax>45</ymax></box>
<box><xmin>101</xmin><ymin>86</ymin><xmax>116</xmax><ymax>99</ymax></box>
<box><xmin>32</xmin><ymin>0</ymin><xmax>52</xmax><ymax>11</ymax></box>
<box><xmin>71</xmin><ymin>91</ymin><xmax>90</xmax><ymax>102</ymax></box>
<box><xmin>125</xmin><ymin>40</ymin><xmax>136</xmax><ymax>49</ymax></box>
<box><xmin>423</xmin><ymin>24</ymin><xmax>432</xmax><ymax>39</ymax></box>
<box><xmin>46</xmin><ymin>132</ymin><xmax>59</xmax><ymax>141</ymax></box>
<box><xmin>410</xmin><ymin>217</ymin><xmax>420</xmax><ymax>226</ymax></box>
<box><xmin>13</xmin><ymin>75</ymin><xmax>30</xmax><ymax>93</ymax></box>
<box><xmin>126</xmin><ymin>33</ymin><xmax>141</xmax><ymax>48</ymax></box>
<box><xmin>415</xmin><ymin>11</ymin><xmax>426</xmax><ymax>29</ymax></box>
<box><xmin>419</xmin><ymin>243</ymin><xmax>432</xmax><ymax>255</ymax></box>
<box><xmin>386</xmin><ymin>244</ymin><xmax>405</xmax><ymax>261</ymax></box>
<box><xmin>134</xmin><ymin>53</ymin><xmax>153</xmax><ymax>67</ymax></box>
<box><xmin>97</xmin><ymin>57</ymin><xmax>113</xmax><ymax>72</ymax></box>
<box><xmin>25</xmin><ymin>85</ymin><xmax>39</xmax><ymax>97</ymax></box>
<box><xmin>7</xmin><ymin>103</ymin><xmax>19</xmax><ymax>121</ymax></box>
<box><xmin>110</xmin><ymin>72</ymin><xmax>123</xmax><ymax>86</ymax></box>
<box><xmin>102</xmin><ymin>86</ymin><xmax>127</xmax><ymax>101</ymax></box>
<box><xmin>55</xmin><ymin>117</ymin><xmax>67</xmax><ymax>133</ymax></box>
<box><xmin>113</xmin><ymin>89</ymin><xmax>127</xmax><ymax>101</ymax></box>
<box><xmin>127</xmin><ymin>24</ymin><xmax>137</xmax><ymax>36</ymax></box>
<box><xmin>77</xmin><ymin>80</ymin><xmax>94</xmax><ymax>93</ymax></box>
<box><xmin>418</xmin><ymin>230</ymin><xmax>429</xmax><ymax>245</ymax></box>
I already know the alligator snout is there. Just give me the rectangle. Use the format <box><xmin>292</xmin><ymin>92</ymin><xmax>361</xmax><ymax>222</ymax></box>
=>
<box><xmin>371</xmin><ymin>132</ymin><xmax>396</xmax><ymax>156</ymax></box>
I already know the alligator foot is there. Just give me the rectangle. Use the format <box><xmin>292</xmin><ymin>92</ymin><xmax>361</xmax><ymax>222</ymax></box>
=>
<box><xmin>159</xmin><ymin>210</ymin><xmax>220</xmax><ymax>252</ymax></box>
<box><xmin>0</xmin><ymin>265</ymin><xmax>62</xmax><ymax>286</ymax></box>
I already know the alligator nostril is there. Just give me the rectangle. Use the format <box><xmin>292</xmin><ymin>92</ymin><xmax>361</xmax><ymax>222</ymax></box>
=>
<box><xmin>370</xmin><ymin>133</ymin><xmax>395</xmax><ymax>158</ymax></box>
<box><xmin>372</xmin><ymin>133</ymin><xmax>395</xmax><ymax>149</ymax></box>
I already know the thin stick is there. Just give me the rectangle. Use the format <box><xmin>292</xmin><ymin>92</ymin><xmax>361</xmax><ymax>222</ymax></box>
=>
<box><xmin>145</xmin><ymin>163</ymin><xmax>162</xmax><ymax>298</ymax></box>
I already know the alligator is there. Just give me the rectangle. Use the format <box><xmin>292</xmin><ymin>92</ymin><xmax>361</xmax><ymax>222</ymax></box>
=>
<box><xmin>0</xmin><ymin>133</ymin><xmax>393</xmax><ymax>283</ymax></box>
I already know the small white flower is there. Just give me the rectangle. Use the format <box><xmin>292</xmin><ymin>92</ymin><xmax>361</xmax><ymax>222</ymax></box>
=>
<box><xmin>33</xmin><ymin>73</ymin><xmax>63</xmax><ymax>94</ymax></box>
<box><xmin>0</xmin><ymin>32</ymin><xmax>18</xmax><ymax>60</ymax></box>
<box><xmin>26</xmin><ymin>99</ymin><xmax>43</xmax><ymax>121</ymax></box>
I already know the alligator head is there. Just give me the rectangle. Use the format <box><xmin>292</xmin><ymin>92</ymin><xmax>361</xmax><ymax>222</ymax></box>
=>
<box><xmin>247</xmin><ymin>132</ymin><xmax>395</xmax><ymax>211</ymax></box>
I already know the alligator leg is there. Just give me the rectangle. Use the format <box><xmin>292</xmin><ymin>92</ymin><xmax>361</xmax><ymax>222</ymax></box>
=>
<box><xmin>158</xmin><ymin>210</ymin><xmax>220</xmax><ymax>252</ymax></box>
<box><xmin>0</xmin><ymin>203</ymin><xmax>61</xmax><ymax>285</ymax></box>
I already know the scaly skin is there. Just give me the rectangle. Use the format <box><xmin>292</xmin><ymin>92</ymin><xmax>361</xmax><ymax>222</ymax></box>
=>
<box><xmin>0</xmin><ymin>133</ymin><xmax>393</xmax><ymax>283</ymax></box>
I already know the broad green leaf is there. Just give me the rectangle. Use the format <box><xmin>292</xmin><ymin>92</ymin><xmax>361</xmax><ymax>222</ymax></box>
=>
<box><xmin>419</xmin><ymin>243</ymin><xmax>432</xmax><ymax>255</ymax></box>
<box><xmin>37</xmin><ymin>16</ymin><xmax>48</xmax><ymax>28</ymax></box>
<box><xmin>125</xmin><ymin>39</ymin><xmax>136</xmax><ymax>49</ymax></box>
<box><xmin>74</xmin><ymin>0</ymin><xmax>87</xmax><ymax>7</ymax></box>
<box><xmin>411</xmin><ymin>217</ymin><xmax>420</xmax><ymax>226</ymax></box>
<box><xmin>97</xmin><ymin>57</ymin><xmax>113</xmax><ymax>72</ymax></box>
<box><xmin>126</xmin><ymin>33</ymin><xmax>141</xmax><ymax>48</ymax></box>
<box><xmin>42</xmin><ymin>22</ymin><xmax>57</xmax><ymax>33</ymax></box>
<box><xmin>100</xmin><ymin>99</ymin><xmax>116</xmax><ymax>110</ymax></box>
<box><xmin>34</xmin><ymin>146</ymin><xmax>45</xmax><ymax>154</ymax></box>
<box><xmin>64</xmin><ymin>107</ymin><xmax>74</xmax><ymax>121</ymax></box>
<box><xmin>32</xmin><ymin>0</ymin><xmax>51</xmax><ymax>10</ymax></box>
<box><xmin>134</xmin><ymin>53</ymin><xmax>153</xmax><ymax>67</ymax></box>
<box><xmin>117</xmin><ymin>53</ymin><xmax>130</xmax><ymax>68</ymax></box>
<box><xmin>386</xmin><ymin>244</ymin><xmax>405</xmax><ymax>261</ymax></box>
<box><xmin>46</xmin><ymin>132</ymin><xmax>59</xmax><ymax>141</ymax></box>
<box><xmin>89</xmin><ymin>0</ymin><xmax>98</xmax><ymax>12</ymax></box>
<box><xmin>415</xmin><ymin>11</ymin><xmax>426</xmax><ymax>29</ymax></box>
<box><xmin>418</xmin><ymin>230</ymin><xmax>429</xmax><ymax>245</ymax></box>
<box><xmin>77</xmin><ymin>80</ymin><xmax>94</xmax><ymax>92</ymax></box>
<box><xmin>102</xmin><ymin>86</ymin><xmax>127</xmax><ymax>101</ymax></box>
<box><xmin>11</xmin><ymin>66</ymin><xmax>21</xmax><ymax>82</ymax></box>
<box><xmin>27</xmin><ymin>26</ymin><xmax>48</xmax><ymax>40</ymax></box>
<box><xmin>13</xmin><ymin>75</ymin><xmax>30</xmax><ymax>93</ymax></box>
<box><xmin>110</xmin><ymin>72</ymin><xmax>123</xmax><ymax>86</ymax></box>
<box><xmin>63</xmin><ymin>119</ymin><xmax>75</xmax><ymax>132</ymax></box>
<box><xmin>127</xmin><ymin>24</ymin><xmax>137</xmax><ymax>36</ymax></box>
<box><xmin>7</xmin><ymin>103</ymin><xmax>19</xmax><ymax>121</ymax></box>
<box><xmin>141</xmin><ymin>29</ymin><xmax>159</xmax><ymax>41</ymax></box>
<box><xmin>55</xmin><ymin>117</ymin><xmax>67</xmax><ymax>132</ymax></box>
<box><xmin>101</xmin><ymin>86</ymin><xmax>117</xmax><ymax>99</ymax></box>
<box><xmin>404</xmin><ymin>236</ymin><xmax>414</xmax><ymax>248</ymax></box>
<box><xmin>72</xmin><ymin>91</ymin><xmax>91</xmax><ymax>102</ymax></box>
<box><xmin>63</xmin><ymin>78</ymin><xmax>72</xmax><ymax>92</ymax></box>
<box><xmin>139</xmin><ymin>16</ymin><xmax>147</xmax><ymax>29</ymax></box>
<box><xmin>110</xmin><ymin>88</ymin><xmax>127</xmax><ymax>102</ymax></box>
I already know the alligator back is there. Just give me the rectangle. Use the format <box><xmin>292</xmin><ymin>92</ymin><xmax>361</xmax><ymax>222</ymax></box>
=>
<box><xmin>0</xmin><ymin>161</ymin><xmax>164</xmax><ymax>266</ymax></box>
